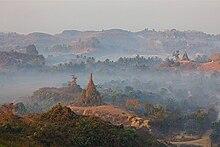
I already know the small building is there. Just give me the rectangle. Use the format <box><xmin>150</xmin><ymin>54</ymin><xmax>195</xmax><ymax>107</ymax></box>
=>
<box><xmin>178</xmin><ymin>51</ymin><xmax>191</xmax><ymax>64</ymax></box>
<box><xmin>182</xmin><ymin>51</ymin><xmax>190</xmax><ymax>61</ymax></box>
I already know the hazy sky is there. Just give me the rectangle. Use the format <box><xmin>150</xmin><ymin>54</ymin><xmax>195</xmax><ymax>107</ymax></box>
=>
<box><xmin>1</xmin><ymin>0</ymin><xmax>220</xmax><ymax>34</ymax></box>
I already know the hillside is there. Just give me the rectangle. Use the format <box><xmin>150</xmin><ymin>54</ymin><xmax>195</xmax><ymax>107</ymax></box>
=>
<box><xmin>24</xmin><ymin>86</ymin><xmax>82</xmax><ymax>112</ymax></box>
<box><xmin>160</xmin><ymin>60</ymin><xmax>220</xmax><ymax>73</ymax></box>
<box><xmin>199</xmin><ymin>61</ymin><xmax>220</xmax><ymax>72</ymax></box>
<box><xmin>0</xmin><ymin>103</ymin><xmax>166</xmax><ymax>147</ymax></box>
<box><xmin>68</xmin><ymin>105</ymin><xmax>149</xmax><ymax>129</ymax></box>
<box><xmin>0</xmin><ymin>50</ymin><xmax>45</xmax><ymax>69</ymax></box>
<box><xmin>0</xmin><ymin>29</ymin><xmax>220</xmax><ymax>58</ymax></box>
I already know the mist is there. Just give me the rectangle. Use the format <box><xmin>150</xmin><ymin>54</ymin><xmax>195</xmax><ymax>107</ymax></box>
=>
<box><xmin>1</xmin><ymin>67</ymin><xmax>219</xmax><ymax>110</ymax></box>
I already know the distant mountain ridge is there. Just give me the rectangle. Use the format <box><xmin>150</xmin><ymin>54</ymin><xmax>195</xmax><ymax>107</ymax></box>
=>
<box><xmin>0</xmin><ymin>29</ymin><xmax>220</xmax><ymax>59</ymax></box>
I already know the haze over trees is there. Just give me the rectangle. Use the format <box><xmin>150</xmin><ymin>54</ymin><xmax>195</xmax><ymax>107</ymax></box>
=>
<box><xmin>0</xmin><ymin>29</ymin><xmax>220</xmax><ymax>60</ymax></box>
<box><xmin>0</xmin><ymin>29</ymin><xmax>220</xmax><ymax>146</ymax></box>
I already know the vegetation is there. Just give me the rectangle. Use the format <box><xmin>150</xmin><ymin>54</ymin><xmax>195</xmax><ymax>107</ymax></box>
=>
<box><xmin>125</xmin><ymin>99</ymin><xmax>141</xmax><ymax>110</ymax></box>
<box><xmin>210</xmin><ymin>121</ymin><xmax>220</xmax><ymax>144</ymax></box>
<box><xmin>99</xmin><ymin>83</ymin><xmax>218</xmax><ymax>137</ymax></box>
<box><xmin>194</xmin><ymin>54</ymin><xmax>211</xmax><ymax>63</ymax></box>
<box><xmin>24</xmin><ymin>86</ymin><xmax>82</xmax><ymax>112</ymax></box>
<box><xmin>15</xmin><ymin>69</ymin><xmax>219</xmax><ymax>140</ymax></box>
<box><xmin>50</xmin><ymin>55</ymin><xmax>162</xmax><ymax>74</ymax></box>
<box><xmin>149</xmin><ymin>109</ymin><xmax>213</xmax><ymax>136</ymax></box>
<box><xmin>26</xmin><ymin>44</ymin><xmax>39</xmax><ymax>55</ymax></box>
<box><xmin>1</xmin><ymin>51</ymin><xmax>218</xmax><ymax>144</ymax></box>
<box><xmin>0</xmin><ymin>103</ymin><xmax>166</xmax><ymax>147</ymax></box>
<box><xmin>0</xmin><ymin>50</ymin><xmax>45</xmax><ymax>69</ymax></box>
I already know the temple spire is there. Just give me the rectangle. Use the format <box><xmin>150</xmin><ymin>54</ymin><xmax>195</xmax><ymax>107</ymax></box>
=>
<box><xmin>90</xmin><ymin>72</ymin><xmax>93</xmax><ymax>83</ymax></box>
<box><xmin>86</xmin><ymin>72</ymin><xmax>96</xmax><ymax>98</ymax></box>
<box><xmin>82</xmin><ymin>72</ymin><xmax>102</xmax><ymax>105</ymax></box>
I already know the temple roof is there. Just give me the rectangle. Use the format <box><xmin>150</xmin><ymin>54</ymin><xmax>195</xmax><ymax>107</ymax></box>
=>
<box><xmin>182</xmin><ymin>51</ymin><xmax>190</xmax><ymax>61</ymax></box>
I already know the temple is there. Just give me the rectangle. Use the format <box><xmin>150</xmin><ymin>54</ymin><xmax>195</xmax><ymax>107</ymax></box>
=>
<box><xmin>70</xmin><ymin>74</ymin><xmax>82</xmax><ymax>93</ymax></box>
<box><xmin>86</xmin><ymin>72</ymin><xmax>97</xmax><ymax>98</ymax></box>
<box><xmin>182</xmin><ymin>51</ymin><xmax>190</xmax><ymax>61</ymax></box>
<box><xmin>80</xmin><ymin>72</ymin><xmax>102</xmax><ymax>106</ymax></box>
<box><xmin>71</xmin><ymin>75</ymin><xmax>78</xmax><ymax>88</ymax></box>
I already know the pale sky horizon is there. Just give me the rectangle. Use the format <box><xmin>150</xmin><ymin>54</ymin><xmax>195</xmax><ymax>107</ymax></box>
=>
<box><xmin>1</xmin><ymin>0</ymin><xmax>220</xmax><ymax>35</ymax></box>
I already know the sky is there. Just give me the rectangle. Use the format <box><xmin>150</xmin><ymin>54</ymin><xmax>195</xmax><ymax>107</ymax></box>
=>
<box><xmin>1</xmin><ymin>0</ymin><xmax>220</xmax><ymax>35</ymax></box>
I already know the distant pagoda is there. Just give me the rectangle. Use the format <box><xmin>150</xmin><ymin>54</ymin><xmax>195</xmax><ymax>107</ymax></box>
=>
<box><xmin>70</xmin><ymin>74</ymin><xmax>82</xmax><ymax>93</ymax></box>
<box><xmin>182</xmin><ymin>51</ymin><xmax>190</xmax><ymax>61</ymax></box>
<box><xmin>86</xmin><ymin>72</ymin><xmax>97</xmax><ymax>98</ymax></box>
<box><xmin>71</xmin><ymin>75</ymin><xmax>78</xmax><ymax>88</ymax></box>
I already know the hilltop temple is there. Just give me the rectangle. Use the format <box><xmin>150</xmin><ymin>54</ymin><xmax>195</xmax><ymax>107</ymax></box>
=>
<box><xmin>81</xmin><ymin>72</ymin><xmax>102</xmax><ymax>105</ymax></box>
<box><xmin>177</xmin><ymin>50</ymin><xmax>191</xmax><ymax>65</ymax></box>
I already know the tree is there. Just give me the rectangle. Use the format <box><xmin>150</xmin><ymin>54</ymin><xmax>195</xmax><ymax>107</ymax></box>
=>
<box><xmin>210</xmin><ymin>121</ymin><xmax>220</xmax><ymax>143</ymax></box>
<box><xmin>14</xmin><ymin>103</ymin><xmax>27</xmax><ymax>116</ymax></box>
<box><xmin>124</xmin><ymin>86</ymin><xmax>134</xmax><ymax>93</ymax></box>
<box><xmin>194</xmin><ymin>110</ymin><xmax>210</xmax><ymax>134</ymax></box>
<box><xmin>144</xmin><ymin>102</ymin><xmax>157</xmax><ymax>116</ymax></box>
<box><xmin>104</xmin><ymin>58</ymin><xmax>110</xmax><ymax>63</ymax></box>
<box><xmin>112</xmin><ymin>91</ymin><xmax>120</xmax><ymax>104</ymax></box>
<box><xmin>125</xmin><ymin>99</ymin><xmax>140</xmax><ymax>110</ymax></box>
<box><xmin>172</xmin><ymin>50</ymin><xmax>180</xmax><ymax>61</ymax></box>
<box><xmin>26</xmin><ymin>44</ymin><xmax>38</xmax><ymax>55</ymax></box>
<box><xmin>194</xmin><ymin>54</ymin><xmax>210</xmax><ymax>63</ymax></box>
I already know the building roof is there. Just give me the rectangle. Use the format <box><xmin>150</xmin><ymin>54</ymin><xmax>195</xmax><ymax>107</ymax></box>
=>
<box><xmin>182</xmin><ymin>51</ymin><xmax>190</xmax><ymax>61</ymax></box>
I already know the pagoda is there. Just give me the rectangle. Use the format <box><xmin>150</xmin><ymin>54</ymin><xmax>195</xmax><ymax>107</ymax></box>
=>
<box><xmin>70</xmin><ymin>74</ymin><xmax>82</xmax><ymax>93</ymax></box>
<box><xmin>86</xmin><ymin>72</ymin><xmax>97</xmax><ymax>98</ymax></box>
<box><xmin>182</xmin><ymin>51</ymin><xmax>190</xmax><ymax>61</ymax></box>
<box><xmin>71</xmin><ymin>75</ymin><xmax>78</xmax><ymax>88</ymax></box>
